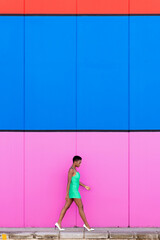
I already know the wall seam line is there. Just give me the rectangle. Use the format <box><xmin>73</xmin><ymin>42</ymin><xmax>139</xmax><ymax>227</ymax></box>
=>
<box><xmin>75</xmin><ymin>0</ymin><xmax>78</xmax><ymax>227</ymax></box>
<box><xmin>23</xmin><ymin>0</ymin><xmax>26</xmax><ymax>227</ymax></box>
<box><xmin>128</xmin><ymin>0</ymin><xmax>131</xmax><ymax>228</ymax></box>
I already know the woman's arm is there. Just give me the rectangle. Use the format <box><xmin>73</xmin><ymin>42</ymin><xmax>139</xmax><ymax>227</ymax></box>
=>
<box><xmin>80</xmin><ymin>182</ymin><xmax>91</xmax><ymax>190</ymax></box>
<box><xmin>79</xmin><ymin>182</ymin><xmax>86</xmax><ymax>188</ymax></box>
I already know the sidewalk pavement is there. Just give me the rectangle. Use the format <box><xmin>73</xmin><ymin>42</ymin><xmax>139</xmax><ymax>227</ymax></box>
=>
<box><xmin>1</xmin><ymin>227</ymin><xmax>160</xmax><ymax>239</ymax></box>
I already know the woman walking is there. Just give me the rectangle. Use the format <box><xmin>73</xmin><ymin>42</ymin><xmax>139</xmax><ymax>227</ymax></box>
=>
<box><xmin>55</xmin><ymin>155</ymin><xmax>94</xmax><ymax>231</ymax></box>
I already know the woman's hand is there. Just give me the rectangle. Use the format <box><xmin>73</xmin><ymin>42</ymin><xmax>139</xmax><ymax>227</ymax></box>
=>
<box><xmin>65</xmin><ymin>194</ymin><xmax>69</xmax><ymax>201</ymax></box>
<box><xmin>84</xmin><ymin>185</ymin><xmax>91</xmax><ymax>190</ymax></box>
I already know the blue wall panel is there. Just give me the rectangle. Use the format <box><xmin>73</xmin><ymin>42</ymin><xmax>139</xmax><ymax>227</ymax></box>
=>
<box><xmin>0</xmin><ymin>17</ymin><xmax>24</xmax><ymax>130</ymax></box>
<box><xmin>130</xmin><ymin>16</ymin><xmax>160</xmax><ymax>130</ymax></box>
<box><xmin>1</xmin><ymin>16</ymin><xmax>160</xmax><ymax>131</ymax></box>
<box><xmin>25</xmin><ymin>16</ymin><xmax>76</xmax><ymax>130</ymax></box>
<box><xmin>77</xmin><ymin>16</ymin><xmax>129</xmax><ymax>130</ymax></box>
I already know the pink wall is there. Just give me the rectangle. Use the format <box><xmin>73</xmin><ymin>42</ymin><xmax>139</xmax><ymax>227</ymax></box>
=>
<box><xmin>0</xmin><ymin>132</ymin><xmax>160</xmax><ymax>227</ymax></box>
<box><xmin>130</xmin><ymin>132</ymin><xmax>160</xmax><ymax>226</ymax></box>
<box><xmin>0</xmin><ymin>132</ymin><xmax>24</xmax><ymax>227</ymax></box>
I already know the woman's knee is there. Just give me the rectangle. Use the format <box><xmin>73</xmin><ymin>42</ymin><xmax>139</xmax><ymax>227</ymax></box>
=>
<box><xmin>78</xmin><ymin>204</ymin><xmax>84</xmax><ymax>210</ymax></box>
<box><xmin>64</xmin><ymin>200</ymin><xmax>73</xmax><ymax>210</ymax></box>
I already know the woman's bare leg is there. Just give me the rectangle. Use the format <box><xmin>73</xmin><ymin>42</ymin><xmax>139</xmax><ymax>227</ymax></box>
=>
<box><xmin>74</xmin><ymin>198</ymin><xmax>91</xmax><ymax>229</ymax></box>
<box><xmin>57</xmin><ymin>198</ymin><xmax>74</xmax><ymax>227</ymax></box>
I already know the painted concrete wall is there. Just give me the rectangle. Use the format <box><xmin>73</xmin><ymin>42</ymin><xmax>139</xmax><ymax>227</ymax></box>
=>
<box><xmin>0</xmin><ymin>0</ymin><xmax>160</xmax><ymax>227</ymax></box>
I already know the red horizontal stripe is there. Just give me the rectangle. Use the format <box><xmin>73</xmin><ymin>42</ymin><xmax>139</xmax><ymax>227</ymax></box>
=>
<box><xmin>0</xmin><ymin>0</ymin><xmax>160</xmax><ymax>14</ymax></box>
<box><xmin>130</xmin><ymin>0</ymin><xmax>160</xmax><ymax>14</ymax></box>
<box><xmin>0</xmin><ymin>0</ymin><xmax>24</xmax><ymax>14</ymax></box>
<box><xmin>78</xmin><ymin>0</ymin><xmax>128</xmax><ymax>14</ymax></box>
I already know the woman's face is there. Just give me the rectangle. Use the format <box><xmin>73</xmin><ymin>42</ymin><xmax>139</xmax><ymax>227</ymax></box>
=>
<box><xmin>76</xmin><ymin>160</ymin><xmax>82</xmax><ymax>167</ymax></box>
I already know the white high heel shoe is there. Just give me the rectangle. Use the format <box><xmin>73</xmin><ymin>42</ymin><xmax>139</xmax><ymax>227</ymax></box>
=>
<box><xmin>83</xmin><ymin>224</ymin><xmax>94</xmax><ymax>231</ymax></box>
<box><xmin>55</xmin><ymin>222</ymin><xmax>65</xmax><ymax>231</ymax></box>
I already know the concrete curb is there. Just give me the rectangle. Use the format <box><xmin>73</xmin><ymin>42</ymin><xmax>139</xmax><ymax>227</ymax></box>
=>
<box><xmin>1</xmin><ymin>228</ymin><xmax>160</xmax><ymax>240</ymax></box>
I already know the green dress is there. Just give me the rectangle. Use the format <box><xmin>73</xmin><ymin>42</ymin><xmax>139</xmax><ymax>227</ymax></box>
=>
<box><xmin>69</xmin><ymin>169</ymin><xmax>81</xmax><ymax>199</ymax></box>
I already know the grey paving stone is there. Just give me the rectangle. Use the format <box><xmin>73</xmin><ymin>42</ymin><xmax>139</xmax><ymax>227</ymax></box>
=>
<box><xmin>107</xmin><ymin>239</ymin><xmax>137</xmax><ymax>240</ymax></box>
<box><xmin>129</xmin><ymin>229</ymin><xmax>160</xmax><ymax>232</ymax></box>
<box><xmin>59</xmin><ymin>228</ymin><xmax>83</xmax><ymax>232</ymax></box>
<box><xmin>134</xmin><ymin>233</ymin><xmax>158</xmax><ymax>239</ymax></box>
<box><xmin>57</xmin><ymin>239</ymin><xmax>83</xmax><ymax>240</ymax></box>
<box><xmin>109</xmin><ymin>232</ymin><xmax>135</xmax><ymax>239</ymax></box>
<box><xmin>8</xmin><ymin>232</ymin><xmax>34</xmax><ymax>239</ymax></box>
<box><xmin>60</xmin><ymin>231</ymin><xmax>83</xmax><ymax>239</ymax></box>
<box><xmin>84</xmin><ymin>231</ymin><xmax>108</xmax><ymax>238</ymax></box>
<box><xmin>34</xmin><ymin>231</ymin><xmax>59</xmax><ymax>239</ymax></box>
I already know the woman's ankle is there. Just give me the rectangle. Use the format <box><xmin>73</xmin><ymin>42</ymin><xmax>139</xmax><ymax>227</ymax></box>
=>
<box><xmin>85</xmin><ymin>224</ymin><xmax>91</xmax><ymax>229</ymax></box>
